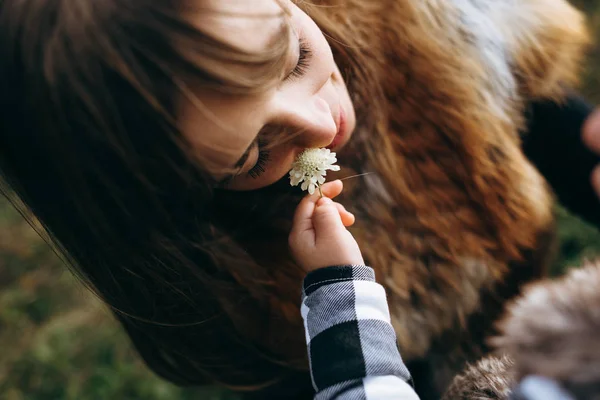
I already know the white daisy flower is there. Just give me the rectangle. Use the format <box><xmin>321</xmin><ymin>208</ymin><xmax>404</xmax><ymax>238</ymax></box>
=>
<box><xmin>289</xmin><ymin>148</ymin><xmax>340</xmax><ymax>195</ymax></box>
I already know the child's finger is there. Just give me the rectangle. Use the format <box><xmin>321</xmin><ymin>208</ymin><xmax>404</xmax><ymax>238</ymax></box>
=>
<box><xmin>334</xmin><ymin>202</ymin><xmax>355</xmax><ymax>227</ymax></box>
<box><xmin>291</xmin><ymin>180</ymin><xmax>344</xmax><ymax>234</ymax></box>
<box><xmin>320</xmin><ymin>180</ymin><xmax>344</xmax><ymax>199</ymax></box>
<box><xmin>312</xmin><ymin>197</ymin><xmax>346</xmax><ymax>239</ymax></box>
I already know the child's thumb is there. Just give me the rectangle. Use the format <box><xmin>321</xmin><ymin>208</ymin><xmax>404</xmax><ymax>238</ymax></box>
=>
<box><xmin>312</xmin><ymin>197</ymin><xmax>345</xmax><ymax>238</ymax></box>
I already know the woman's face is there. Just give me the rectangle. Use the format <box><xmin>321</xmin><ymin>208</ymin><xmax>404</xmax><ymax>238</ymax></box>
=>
<box><xmin>179</xmin><ymin>0</ymin><xmax>356</xmax><ymax>191</ymax></box>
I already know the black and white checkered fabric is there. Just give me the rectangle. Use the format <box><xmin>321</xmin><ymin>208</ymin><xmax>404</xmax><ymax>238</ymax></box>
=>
<box><xmin>301</xmin><ymin>266</ymin><xmax>420</xmax><ymax>399</ymax></box>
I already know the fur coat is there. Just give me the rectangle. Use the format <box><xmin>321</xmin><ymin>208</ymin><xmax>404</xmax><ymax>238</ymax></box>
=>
<box><xmin>297</xmin><ymin>0</ymin><xmax>588</xmax><ymax>396</ymax></box>
<box><xmin>215</xmin><ymin>0</ymin><xmax>590</xmax><ymax>398</ymax></box>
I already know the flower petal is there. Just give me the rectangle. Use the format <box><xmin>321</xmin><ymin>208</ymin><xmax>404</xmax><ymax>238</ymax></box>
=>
<box><xmin>289</xmin><ymin>147</ymin><xmax>340</xmax><ymax>191</ymax></box>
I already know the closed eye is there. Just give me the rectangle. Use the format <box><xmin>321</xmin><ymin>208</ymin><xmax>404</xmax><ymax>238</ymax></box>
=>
<box><xmin>285</xmin><ymin>36</ymin><xmax>312</xmax><ymax>81</ymax></box>
<box><xmin>247</xmin><ymin>144</ymin><xmax>271</xmax><ymax>179</ymax></box>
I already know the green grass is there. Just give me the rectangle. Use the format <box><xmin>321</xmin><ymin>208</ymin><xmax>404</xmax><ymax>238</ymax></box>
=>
<box><xmin>2</xmin><ymin>1</ymin><xmax>600</xmax><ymax>398</ymax></box>
<box><xmin>0</xmin><ymin>198</ymin><xmax>235</xmax><ymax>399</ymax></box>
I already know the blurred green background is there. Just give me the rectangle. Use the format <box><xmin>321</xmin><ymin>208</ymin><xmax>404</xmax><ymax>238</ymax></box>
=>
<box><xmin>2</xmin><ymin>1</ymin><xmax>600</xmax><ymax>399</ymax></box>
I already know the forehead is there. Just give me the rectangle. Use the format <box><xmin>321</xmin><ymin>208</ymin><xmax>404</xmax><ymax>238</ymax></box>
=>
<box><xmin>190</xmin><ymin>0</ymin><xmax>287</xmax><ymax>53</ymax></box>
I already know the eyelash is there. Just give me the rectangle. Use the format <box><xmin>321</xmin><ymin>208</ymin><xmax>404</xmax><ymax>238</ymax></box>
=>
<box><xmin>286</xmin><ymin>37</ymin><xmax>312</xmax><ymax>80</ymax></box>
<box><xmin>247</xmin><ymin>146</ymin><xmax>271</xmax><ymax>179</ymax></box>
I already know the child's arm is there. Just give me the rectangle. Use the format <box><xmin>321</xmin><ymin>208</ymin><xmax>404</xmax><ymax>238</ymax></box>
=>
<box><xmin>289</xmin><ymin>180</ymin><xmax>420</xmax><ymax>400</ymax></box>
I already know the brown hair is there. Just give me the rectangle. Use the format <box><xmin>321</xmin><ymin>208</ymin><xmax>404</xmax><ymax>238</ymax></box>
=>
<box><xmin>0</xmin><ymin>0</ymin><xmax>384</xmax><ymax>392</ymax></box>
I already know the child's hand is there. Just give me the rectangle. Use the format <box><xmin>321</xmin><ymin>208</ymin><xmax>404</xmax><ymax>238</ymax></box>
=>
<box><xmin>289</xmin><ymin>180</ymin><xmax>364</xmax><ymax>272</ymax></box>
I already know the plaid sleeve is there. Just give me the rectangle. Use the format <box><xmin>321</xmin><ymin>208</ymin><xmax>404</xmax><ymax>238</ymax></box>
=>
<box><xmin>301</xmin><ymin>265</ymin><xmax>420</xmax><ymax>400</ymax></box>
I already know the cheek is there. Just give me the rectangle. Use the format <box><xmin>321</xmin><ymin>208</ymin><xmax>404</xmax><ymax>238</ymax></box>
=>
<box><xmin>264</xmin><ymin>147</ymin><xmax>297</xmax><ymax>182</ymax></box>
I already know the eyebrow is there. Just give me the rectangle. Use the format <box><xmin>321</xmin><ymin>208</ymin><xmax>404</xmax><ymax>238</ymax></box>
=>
<box><xmin>234</xmin><ymin>140</ymin><xmax>255</xmax><ymax>169</ymax></box>
<box><xmin>215</xmin><ymin>138</ymin><xmax>255</xmax><ymax>186</ymax></box>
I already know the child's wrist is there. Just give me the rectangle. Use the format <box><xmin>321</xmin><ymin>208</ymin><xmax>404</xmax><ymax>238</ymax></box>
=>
<box><xmin>301</xmin><ymin>265</ymin><xmax>375</xmax><ymax>303</ymax></box>
<box><xmin>303</xmin><ymin>265</ymin><xmax>374</xmax><ymax>285</ymax></box>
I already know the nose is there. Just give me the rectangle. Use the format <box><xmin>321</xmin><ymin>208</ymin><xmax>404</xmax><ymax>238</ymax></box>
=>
<box><xmin>274</xmin><ymin>84</ymin><xmax>338</xmax><ymax>149</ymax></box>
